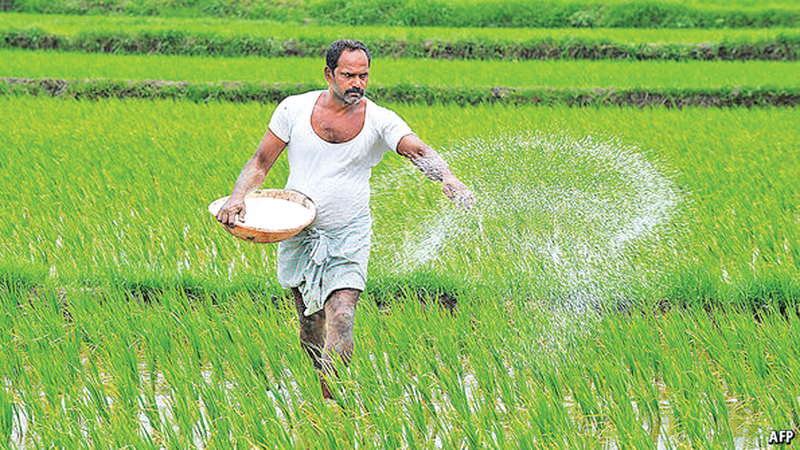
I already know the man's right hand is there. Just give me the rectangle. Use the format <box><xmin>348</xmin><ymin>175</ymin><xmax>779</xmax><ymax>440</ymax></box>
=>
<box><xmin>216</xmin><ymin>196</ymin><xmax>246</xmax><ymax>227</ymax></box>
<box><xmin>442</xmin><ymin>174</ymin><xmax>475</xmax><ymax>211</ymax></box>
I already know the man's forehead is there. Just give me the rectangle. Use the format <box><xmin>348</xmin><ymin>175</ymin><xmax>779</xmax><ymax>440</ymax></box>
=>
<box><xmin>335</xmin><ymin>49</ymin><xmax>369</xmax><ymax>69</ymax></box>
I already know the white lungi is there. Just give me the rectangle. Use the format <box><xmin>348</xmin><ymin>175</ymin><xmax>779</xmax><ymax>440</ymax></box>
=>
<box><xmin>268</xmin><ymin>90</ymin><xmax>413</xmax><ymax>316</ymax></box>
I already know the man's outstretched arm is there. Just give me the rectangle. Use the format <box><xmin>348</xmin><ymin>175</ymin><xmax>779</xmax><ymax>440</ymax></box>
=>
<box><xmin>216</xmin><ymin>130</ymin><xmax>287</xmax><ymax>227</ymax></box>
<box><xmin>397</xmin><ymin>134</ymin><xmax>475</xmax><ymax>210</ymax></box>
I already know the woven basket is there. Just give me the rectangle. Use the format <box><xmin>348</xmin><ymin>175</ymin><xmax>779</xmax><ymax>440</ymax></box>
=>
<box><xmin>208</xmin><ymin>189</ymin><xmax>316</xmax><ymax>243</ymax></box>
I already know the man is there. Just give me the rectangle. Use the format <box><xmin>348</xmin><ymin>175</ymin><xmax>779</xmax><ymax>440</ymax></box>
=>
<box><xmin>216</xmin><ymin>40</ymin><xmax>474</xmax><ymax>398</ymax></box>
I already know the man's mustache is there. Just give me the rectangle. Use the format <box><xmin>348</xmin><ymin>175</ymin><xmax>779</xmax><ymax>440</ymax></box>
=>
<box><xmin>345</xmin><ymin>87</ymin><xmax>365</xmax><ymax>96</ymax></box>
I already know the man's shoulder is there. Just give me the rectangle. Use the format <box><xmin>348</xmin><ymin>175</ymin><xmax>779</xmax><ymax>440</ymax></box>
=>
<box><xmin>270</xmin><ymin>90</ymin><xmax>322</xmax><ymax>138</ymax></box>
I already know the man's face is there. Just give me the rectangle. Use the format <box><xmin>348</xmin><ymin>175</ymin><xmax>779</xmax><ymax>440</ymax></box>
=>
<box><xmin>325</xmin><ymin>49</ymin><xmax>370</xmax><ymax>105</ymax></box>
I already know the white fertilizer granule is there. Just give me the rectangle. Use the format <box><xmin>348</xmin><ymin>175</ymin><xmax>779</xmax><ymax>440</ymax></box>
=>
<box><xmin>215</xmin><ymin>197</ymin><xmax>314</xmax><ymax>230</ymax></box>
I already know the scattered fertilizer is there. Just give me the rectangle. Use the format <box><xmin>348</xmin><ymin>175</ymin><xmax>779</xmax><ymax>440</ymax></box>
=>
<box><xmin>373</xmin><ymin>130</ymin><xmax>685</xmax><ymax>358</ymax></box>
<box><xmin>383</xmin><ymin>131</ymin><xmax>683</xmax><ymax>299</ymax></box>
<box><xmin>212</xmin><ymin>197</ymin><xmax>314</xmax><ymax>230</ymax></box>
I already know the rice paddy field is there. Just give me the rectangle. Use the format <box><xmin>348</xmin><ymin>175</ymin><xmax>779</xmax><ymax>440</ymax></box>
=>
<box><xmin>1</xmin><ymin>5</ymin><xmax>799</xmax><ymax>449</ymax></box>
<box><xmin>3</xmin><ymin>13</ymin><xmax>799</xmax><ymax>43</ymax></box>
<box><xmin>4</xmin><ymin>49</ymin><xmax>800</xmax><ymax>89</ymax></box>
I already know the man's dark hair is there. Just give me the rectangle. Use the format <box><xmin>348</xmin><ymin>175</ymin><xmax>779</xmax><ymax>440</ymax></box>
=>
<box><xmin>326</xmin><ymin>40</ymin><xmax>372</xmax><ymax>72</ymax></box>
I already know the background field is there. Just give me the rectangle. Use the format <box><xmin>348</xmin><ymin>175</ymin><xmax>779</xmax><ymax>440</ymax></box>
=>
<box><xmin>4</xmin><ymin>49</ymin><xmax>798</xmax><ymax>89</ymax></box>
<box><xmin>1</xmin><ymin>2</ymin><xmax>798</xmax><ymax>449</ymax></box>
<box><xmin>5</xmin><ymin>0</ymin><xmax>799</xmax><ymax>28</ymax></box>
<box><xmin>4</xmin><ymin>13</ymin><xmax>798</xmax><ymax>42</ymax></box>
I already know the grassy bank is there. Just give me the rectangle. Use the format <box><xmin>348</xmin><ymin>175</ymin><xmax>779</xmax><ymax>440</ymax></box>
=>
<box><xmin>5</xmin><ymin>78</ymin><xmax>797</xmax><ymax>108</ymax></box>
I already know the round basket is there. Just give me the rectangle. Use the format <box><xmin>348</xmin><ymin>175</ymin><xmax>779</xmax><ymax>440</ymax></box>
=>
<box><xmin>208</xmin><ymin>189</ymin><xmax>316</xmax><ymax>243</ymax></box>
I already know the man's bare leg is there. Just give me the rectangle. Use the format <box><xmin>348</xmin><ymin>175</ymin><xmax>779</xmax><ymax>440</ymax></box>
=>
<box><xmin>320</xmin><ymin>288</ymin><xmax>361</xmax><ymax>398</ymax></box>
<box><xmin>292</xmin><ymin>288</ymin><xmax>327</xmax><ymax>386</ymax></box>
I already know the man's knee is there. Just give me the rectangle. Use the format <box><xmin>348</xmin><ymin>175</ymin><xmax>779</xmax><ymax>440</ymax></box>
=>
<box><xmin>330</xmin><ymin>308</ymin><xmax>356</xmax><ymax>334</ymax></box>
<box><xmin>327</xmin><ymin>288</ymin><xmax>360</xmax><ymax>308</ymax></box>
<box><xmin>325</xmin><ymin>288</ymin><xmax>360</xmax><ymax>335</ymax></box>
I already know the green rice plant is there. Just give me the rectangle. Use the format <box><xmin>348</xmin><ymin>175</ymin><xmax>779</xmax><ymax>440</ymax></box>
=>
<box><xmin>5</xmin><ymin>0</ymin><xmax>798</xmax><ymax>28</ymax></box>
<box><xmin>0</xmin><ymin>95</ymin><xmax>796</xmax><ymax>306</ymax></box>
<box><xmin>587</xmin><ymin>311</ymin><xmax>663</xmax><ymax>441</ymax></box>
<box><xmin>758</xmin><ymin>309</ymin><xmax>800</xmax><ymax>426</ymax></box>
<box><xmin>2</xmin><ymin>284</ymin><xmax>799</xmax><ymax>447</ymax></box>
<box><xmin>658</xmin><ymin>309</ymin><xmax>738</xmax><ymax>448</ymax></box>
<box><xmin>717</xmin><ymin>307</ymin><xmax>800</xmax><ymax>431</ymax></box>
<box><xmin>0</xmin><ymin>386</ymin><xmax>12</xmax><ymax>449</ymax></box>
<box><xmin>3</xmin><ymin>48</ymin><xmax>798</xmax><ymax>89</ymax></box>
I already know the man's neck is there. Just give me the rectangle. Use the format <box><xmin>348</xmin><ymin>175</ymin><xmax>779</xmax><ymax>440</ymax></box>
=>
<box><xmin>322</xmin><ymin>89</ymin><xmax>363</xmax><ymax>113</ymax></box>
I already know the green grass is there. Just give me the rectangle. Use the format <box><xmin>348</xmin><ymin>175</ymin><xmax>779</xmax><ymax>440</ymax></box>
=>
<box><xmin>3</xmin><ymin>49</ymin><xmax>798</xmax><ymax>90</ymax></box>
<box><xmin>0</xmin><ymin>96</ymin><xmax>796</xmax><ymax>304</ymax></box>
<box><xmin>3</xmin><ymin>13</ymin><xmax>798</xmax><ymax>43</ymax></box>
<box><xmin>5</xmin><ymin>0</ymin><xmax>798</xmax><ymax>28</ymax></box>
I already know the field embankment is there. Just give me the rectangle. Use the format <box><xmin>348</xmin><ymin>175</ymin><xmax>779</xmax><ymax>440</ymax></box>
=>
<box><xmin>4</xmin><ymin>77</ymin><xmax>797</xmax><ymax>108</ymax></box>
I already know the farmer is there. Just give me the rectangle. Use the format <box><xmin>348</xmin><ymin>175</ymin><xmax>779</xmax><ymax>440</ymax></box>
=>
<box><xmin>216</xmin><ymin>39</ymin><xmax>474</xmax><ymax>398</ymax></box>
